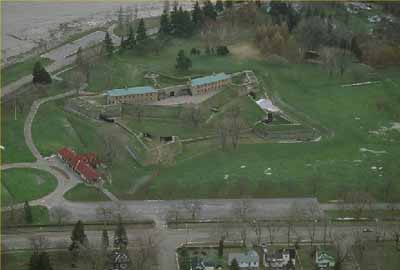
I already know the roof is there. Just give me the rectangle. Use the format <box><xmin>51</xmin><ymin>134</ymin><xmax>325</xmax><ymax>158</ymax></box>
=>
<box><xmin>106</xmin><ymin>86</ymin><xmax>156</xmax><ymax>97</ymax></box>
<box><xmin>316</xmin><ymin>251</ymin><xmax>335</xmax><ymax>263</ymax></box>
<box><xmin>75</xmin><ymin>160</ymin><xmax>100</xmax><ymax>181</ymax></box>
<box><xmin>58</xmin><ymin>147</ymin><xmax>76</xmax><ymax>161</ymax></box>
<box><xmin>228</xmin><ymin>250</ymin><xmax>259</xmax><ymax>264</ymax></box>
<box><xmin>191</xmin><ymin>73</ymin><xmax>230</xmax><ymax>87</ymax></box>
<box><xmin>256</xmin><ymin>99</ymin><xmax>280</xmax><ymax>112</ymax></box>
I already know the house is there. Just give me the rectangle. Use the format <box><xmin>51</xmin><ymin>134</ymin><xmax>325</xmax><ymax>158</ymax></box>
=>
<box><xmin>190</xmin><ymin>73</ymin><xmax>231</xmax><ymax>95</ymax></box>
<box><xmin>228</xmin><ymin>250</ymin><xmax>259</xmax><ymax>270</ymax></box>
<box><xmin>315</xmin><ymin>251</ymin><xmax>335</xmax><ymax>269</ymax></box>
<box><xmin>106</xmin><ymin>86</ymin><xmax>158</xmax><ymax>105</ymax></box>
<box><xmin>188</xmin><ymin>256</ymin><xmax>217</xmax><ymax>270</ymax></box>
<box><xmin>57</xmin><ymin>147</ymin><xmax>102</xmax><ymax>183</ymax></box>
<box><xmin>263</xmin><ymin>247</ymin><xmax>296</xmax><ymax>269</ymax></box>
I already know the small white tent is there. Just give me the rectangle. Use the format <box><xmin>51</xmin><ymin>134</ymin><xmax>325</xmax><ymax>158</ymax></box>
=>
<box><xmin>256</xmin><ymin>99</ymin><xmax>280</xmax><ymax>112</ymax></box>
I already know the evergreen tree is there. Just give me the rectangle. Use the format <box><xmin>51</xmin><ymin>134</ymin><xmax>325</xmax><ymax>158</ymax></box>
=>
<box><xmin>114</xmin><ymin>217</ymin><xmax>128</xmax><ymax>249</ymax></box>
<box><xmin>203</xmin><ymin>0</ymin><xmax>217</xmax><ymax>20</ymax></box>
<box><xmin>136</xmin><ymin>18</ymin><xmax>147</xmax><ymax>42</ymax></box>
<box><xmin>170</xmin><ymin>2</ymin><xmax>179</xmax><ymax>33</ymax></box>
<box><xmin>175</xmin><ymin>50</ymin><xmax>192</xmax><ymax>72</ymax></box>
<box><xmin>24</xmin><ymin>201</ymin><xmax>33</xmax><ymax>224</ymax></box>
<box><xmin>32</xmin><ymin>61</ymin><xmax>52</xmax><ymax>84</ymax></box>
<box><xmin>230</xmin><ymin>258</ymin><xmax>239</xmax><ymax>270</ymax></box>
<box><xmin>218</xmin><ymin>237</ymin><xmax>224</xmax><ymax>257</ymax></box>
<box><xmin>159</xmin><ymin>10</ymin><xmax>171</xmax><ymax>35</ymax></box>
<box><xmin>127</xmin><ymin>25</ymin><xmax>136</xmax><ymax>49</ymax></box>
<box><xmin>29</xmin><ymin>252</ymin><xmax>41</xmax><ymax>270</ymax></box>
<box><xmin>192</xmin><ymin>1</ymin><xmax>204</xmax><ymax>26</ymax></box>
<box><xmin>350</xmin><ymin>36</ymin><xmax>363</xmax><ymax>61</ymax></box>
<box><xmin>71</xmin><ymin>220</ymin><xmax>86</xmax><ymax>245</ymax></box>
<box><xmin>102</xmin><ymin>229</ymin><xmax>109</xmax><ymax>251</ymax></box>
<box><xmin>216</xmin><ymin>46</ymin><xmax>230</xmax><ymax>56</ymax></box>
<box><xmin>117</xmin><ymin>6</ymin><xmax>124</xmax><ymax>32</ymax></box>
<box><xmin>103</xmin><ymin>32</ymin><xmax>114</xmax><ymax>56</ymax></box>
<box><xmin>215</xmin><ymin>0</ymin><xmax>224</xmax><ymax>13</ymax></box>
<box><xmin>29</xmin><ymin>252</ymin><xmax>53</xmax><ymax>270</ymax></box>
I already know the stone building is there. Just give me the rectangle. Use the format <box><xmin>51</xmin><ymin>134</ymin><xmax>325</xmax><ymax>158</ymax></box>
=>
<box><xmin>106</xmin><ymin>86</ymin><xmax>158</xmax><ymax>105</ymax></box>
<box><xmin>190</xmin><ymin>73</ymin><xmax>231</xmax><ymax>95</ymax></box>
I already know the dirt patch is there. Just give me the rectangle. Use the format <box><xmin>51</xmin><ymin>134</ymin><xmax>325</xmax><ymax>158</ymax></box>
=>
<box><xmin>230</xmin><ymin>43</ymin><xmax>263</xmax><ymax>60</ymax></box>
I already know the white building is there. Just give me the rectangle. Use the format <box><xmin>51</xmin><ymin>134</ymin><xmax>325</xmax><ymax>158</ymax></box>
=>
<box><xmin>228</xmin><ymin>250</ymin><xmax>259</xmax><ymax>270</ymax></box>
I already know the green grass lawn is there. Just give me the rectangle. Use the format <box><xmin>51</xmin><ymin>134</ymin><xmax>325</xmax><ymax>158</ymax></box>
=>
<box><xmin>1</xmin><ymin>81</ymin><xmax>72</xmax><ymax>164</ymax></box>
<box><xmin>1</xmin><ymin>168</ymin><xmax>57</xmax><ymax>205</ymax></box>
<box><xmin>63</xmin><ymin>183</ymin><xmax>110</xmax><ymax>202</ymax></box>
<box><xmin>29</xmin><ymin>32</ymin><xmax>400</xmax><ymax>202</ymax></box>
<box><xmin>1</xmin><ymin>57</ymin><xmax>53</xmax><ymax>87</ymax></box>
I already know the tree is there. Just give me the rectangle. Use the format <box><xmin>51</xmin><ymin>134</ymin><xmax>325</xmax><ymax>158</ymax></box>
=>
<box><xmin>203</xmin><ymin>0</ymin><xmax>217</xmax><ymax>20</ymax></box>
<box><xmin>24</xmin><ymin>201</ymin><xmax>33</xmax><ymax>224</ymax></box>
<box><xmin>117</xmin><ymin>6</ymin><xmax>124</xmax><ymax>32</ymax></box>
<box><xmin>75</xmin><ymin>47</ymin><xmax>90</xmax><ymax>83</ymax></box>
<box><xmin>32</xmin><ymin>61</ymin><xmax>52</xmax><ymax>84</ymax></box>
<box><xmin>192</xmin><ymin>1</ymin><xmax>204</xmax><ymax>26</ymax></box>
<box><xmin>101</xmin><ymin>229</ymin><xmax>109</xmax><ymax>252</ymax></box>
<box><xmin>29</xmin><ymin>251</ymin><xmax>53</xmax><ymax>270</ymax></box>
<box><xmin>230</xmin><ymin>258</ymin><xmax>239</xmax><ymax>270</ymax></box>
<box><xmin>114</xmin><ymin>217</ymin><xmax>128</xmax><ymax>249</ymax></box>
<box><xmin>266</xmin><ymin>222</ymin><xmax>281</xmax><ymax>245</ymax></box>
<box><xmin>29</xmin><ymin>235</ymin><xmax>49</xmax><ymax>252</ymax></box>
<box><xmin>159</xmin><ymin>10</ymin><xmax>171</xmax><ymax>35</ymax></box>
<box><xmin>50</xmin><ymin>206</ymin><xmax>71</xmax><ymax>225</ymax></box>
<box><xmin>136</xmin><ymin>18</ymin><xmax>147</xmax><ymax>43</ymax></box>
<box><xmin>225</xmin><ymin>0</ymin><xmax>233</xmax><ymax>9</ymax></box>
<box><xmin>126</xmin><ymin>25</ymin><xmax>136</xmax><ymax>49</ymax></box>
<box><xmin>218</xmin><ymin>236</ymin><xmax>224</xmax><ymax>257</ymax></box>
<box><xmin>183</xmin><ymin>200</ymin><xmax>202</xmax><ymax>220</ymax></box>
<box><xmin>215</xmin><ymin>0</ymin><xmax>224</xmax><ymax>13</ymax></box>
<box><xmin>295</xmin><ymin>16</ymin><xmax>329</xmax><ymax>50</ymax></box>
<box><xmin>70</xmin><ymin>220</ymin><xmax>87</xmax><ymax>247</ymax></box>
<box><xmin>103</xmin><ymin>32</ymin><xmax>114</xmax><ymax>56</ymax></box>
<box><xmin>175</xmin><ymin>50</ymin><xmax>192</xmax><ymax>72</ymax></box>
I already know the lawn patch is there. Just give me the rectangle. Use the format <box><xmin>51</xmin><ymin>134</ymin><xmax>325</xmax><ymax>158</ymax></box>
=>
<box><xmin>1</xmin><ymin>168</ymin><xmax>57</xmax><ymax>205</ymax></box>
<box><xmin>64</xmin><ymin>183</ymin><xmax>110</xmax><ymax>202</ymax></box>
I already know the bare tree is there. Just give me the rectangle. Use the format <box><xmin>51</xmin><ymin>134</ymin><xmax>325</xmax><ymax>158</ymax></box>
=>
<box><xmin>100</xmin><ymin>134</ymin><xmax>118</xmax><ymax>168</ymax></box>
<box><xmin>266</xmin><ymin>222</ymin><xmax>281</xmax><ymax>246</ymax></box>
<box><xmin>96</xmin><ymin>205</ymin><xmax>114</xmax><ymax>226</ymax></box>
<box><xmin>166</xmin><ymin>203</ymin><xmax>184</xmax><ymax>227</ymax></box>
<box><xmin>342</xmin><ymin>191</ymin><xmax>375</xmax><ymax>219</ymax></box>
<box><xmin>29</xmin><ymin>235</ymin><xmax>49</xmax><ymax>252</ymax></box>
<box><xmin>231</xmin><ymin>198</ymin><xmax>254</xmax><ymax>223</ymax></box>
<box><xmin>132</xmin><ymin>232</ymin><xmax>160</xmax><ymax>270</ymax></box>
<box><xmin>352</xmin><ymin>229</ymin><xmax>367</xmax><ymax>266</ymax></box>
<box><xmin>183</xmin><ymin>200</ymin><xmax>203</xmax><ymax>220</ymax></box>
<box><xmin>330</xmin><ymin>232</ymin><xmax>355</xmax><ymax>270</ymax></box>
<box><xmin>304</xmin><ymin>201</ymin><xmax>321</xmax><ymax>247</ymax></box>
<box><xmin>250</xmin><ymin>219</ymin><xmax>263</xmax><ymax>246</ymax></box>
<box><xmin>50</xmin><ymin>206</ymin><xmax>72</xmax><ymax>225</ymax></box>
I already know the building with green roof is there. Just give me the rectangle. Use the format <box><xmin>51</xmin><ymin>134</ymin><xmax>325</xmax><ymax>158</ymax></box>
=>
<box><xmin>106</xmin><ymin>86</ymin><xmax>158</xmax><ymax>105</ymax></box>
<box><xmin>191</xmin><ymin>73</ymin><xmax>231</xmax><ymax>95</ymax></box>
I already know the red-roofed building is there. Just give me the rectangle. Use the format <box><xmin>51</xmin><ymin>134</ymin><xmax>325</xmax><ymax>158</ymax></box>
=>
<box><xmin>57</xmin><ymin>148</ymin><xmax>102</xmax><ymax>183</ymax></box>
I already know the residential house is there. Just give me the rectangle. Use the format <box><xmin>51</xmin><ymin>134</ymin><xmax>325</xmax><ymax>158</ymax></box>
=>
<box><xmin>315</xmin><ymin>251</ymin><xmax>335</xmax><ymax>269</ymax></box>
<box><xmin>263</xmin><ymin>247</ymin><xmax>296</xmax><ymax>270</ymax></box>
<box><xmin>109</xmin><ymin>249</ymin><xmax>130</xmax><ymax>270</ymax></box>
<box><xmin>228</xmin><ymin>250</ymin><xmax>259</xmax><ymax>270</ymax></box>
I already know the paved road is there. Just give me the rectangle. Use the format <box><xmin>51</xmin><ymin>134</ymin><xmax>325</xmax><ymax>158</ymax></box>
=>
<box><xmin>3</xmin><ymin>222</ymin><xmax>400</xmax><ymax>270</ymax></box>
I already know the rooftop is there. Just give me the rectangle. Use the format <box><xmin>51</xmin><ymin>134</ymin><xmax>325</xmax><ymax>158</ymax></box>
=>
<box><xmin>106</xmin><ymin>86</ymin><xmax>156</xmax><ymax>97</ymax></box>
<box><xmin>191</xmin><ymin>73</ymin><xmax>230</xmax><ymax>87</ymax></box>
<box><xmin>228</xmin><ymin>250</ymin><xmax>259</xmax><ymax>264</ymax></box>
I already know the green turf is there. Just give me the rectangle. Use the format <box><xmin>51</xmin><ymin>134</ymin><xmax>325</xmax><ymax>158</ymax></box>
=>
<box><xmin>1</xmin><ymin>168</ymin><xmax>57</xmax><ymax>205</ymax></box>
<box><xmin>1</xmin><ymin>81</ymin><xmax>72</xmax><ymax>164</ymax></box>
<box><xmin>29</xmin><ymin>32</ymin><xmax>400</xmax><ymax>202</ymax></box>
<box><xmin>63</xmin><ymin>183</ymin><xmax>110</xmax><ymax>202</ymax></box>
<box><xmin>1</xmin><ymin>57</ymin><xmax>53</xmax><ymax>87</ymax></box>
<box><xmin>355</xmin><ymin>242</ymin><xmax>400</xmax><ymax>270</ymax></box>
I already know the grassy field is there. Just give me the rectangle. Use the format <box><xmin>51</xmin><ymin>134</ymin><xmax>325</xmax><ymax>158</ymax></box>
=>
<box><xmin>25</xmin><ymin>29</ymin><xmax>400</xmax><ymax>202</ymax></box>
<box><xmin>1</xmin><ymin>57</ymin><xmax>53</xmax><ymax>87</ymax></box>
<box><xmin>1</xmin><ymin>81</ymin><xmax>72</xmax><ymax>164</ymax></box>
<box><xmin>1</xmin><ymin>168</ymin><xmax>57</xmax><ymax>205</ymax></box>
<box><xmin>64</xmin><ymin>184</ymin><xmax>110</xmax><ymax>202</ymax></box>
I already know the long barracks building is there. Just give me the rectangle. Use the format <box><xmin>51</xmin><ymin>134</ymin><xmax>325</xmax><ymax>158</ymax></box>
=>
<box><xmin>105</xmin><ymin>73</ymin><xmax>231</xmax><ymax>105</ymax></box>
